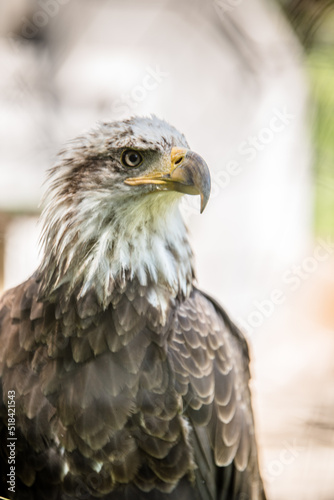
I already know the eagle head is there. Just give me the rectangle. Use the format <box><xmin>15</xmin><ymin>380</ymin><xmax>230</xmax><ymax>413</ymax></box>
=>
<box><xmin>39</xmin><ymin>116</ymin><xmax>211</xmax><ymax>306</ymax></box>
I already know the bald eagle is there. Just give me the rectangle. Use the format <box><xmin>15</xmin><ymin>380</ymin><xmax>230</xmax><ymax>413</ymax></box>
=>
<box><xmin>0</xmin><ymin>116</ymin><xmax>266</xmax><ymax>500</ymax></box>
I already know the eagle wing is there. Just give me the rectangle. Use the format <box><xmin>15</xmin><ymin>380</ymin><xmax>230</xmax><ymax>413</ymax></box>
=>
<box><xmin>0</xmin><ymin>278</ymin><xmax>65</xmax><ymax>500</ymax></box>
<box><xmin>169</xmin><ymin>288</ymin><xmax>266</xmax><ymax>500</ymax></box>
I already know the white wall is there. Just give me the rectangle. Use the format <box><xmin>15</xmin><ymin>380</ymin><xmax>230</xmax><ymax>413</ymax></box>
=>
<box><xmin>0</xmin><ymin>0</ymin><xmax>312</xmax><ymax>315</ymax></box>
<box><xmin>4</xmin><ymin>216</ymin><xmax>40</xmax><ymax>290</ymax></box>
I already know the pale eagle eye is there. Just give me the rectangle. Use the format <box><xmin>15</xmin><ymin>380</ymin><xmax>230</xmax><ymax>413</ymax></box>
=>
<box><xmin>121</xmin><ymin>149</ymin><xmax>143</xmax><ymax>168</ymax></box>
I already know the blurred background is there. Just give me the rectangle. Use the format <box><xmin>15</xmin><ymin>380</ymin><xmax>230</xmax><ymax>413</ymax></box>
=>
<box><xmin>0</xmin><ymin>0</ymin><xmax>334</xmax><ymax>498</ymax></box>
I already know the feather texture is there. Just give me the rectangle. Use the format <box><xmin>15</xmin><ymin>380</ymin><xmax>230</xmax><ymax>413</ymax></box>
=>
<box><xmin>0</xmin><ymin>278</ymin><xmax>266</xmax><ymax>499</ymax></box>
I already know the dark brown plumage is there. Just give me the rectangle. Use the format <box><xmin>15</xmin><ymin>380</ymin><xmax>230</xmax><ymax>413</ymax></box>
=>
<box><xmin>0</xmin><ymin>116</ymin><xmax>266</xmax><ymax>499</ymax></box>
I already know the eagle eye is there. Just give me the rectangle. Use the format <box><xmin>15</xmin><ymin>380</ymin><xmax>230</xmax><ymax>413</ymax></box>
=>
<box><xmin>121</xmin><ymin>149</ymin><xmax>143</xmax><ymax>168</ymax></box>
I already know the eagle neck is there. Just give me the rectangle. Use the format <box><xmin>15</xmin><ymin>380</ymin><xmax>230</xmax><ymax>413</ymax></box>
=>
<box><xmin>38</xmin><ymin>196</ymin><xmax>195</xmax><ymax>308</ymax></box>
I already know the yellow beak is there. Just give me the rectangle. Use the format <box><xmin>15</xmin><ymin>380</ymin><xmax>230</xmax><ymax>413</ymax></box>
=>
<box><xmin>124</xmin><ymin>147</ymin><xmax>211</xmax><ymax>213</ymax></box>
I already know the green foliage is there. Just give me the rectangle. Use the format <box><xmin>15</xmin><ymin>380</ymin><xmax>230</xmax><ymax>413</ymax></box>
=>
<box><xmin>308</xmin><ymin>47</ymin><xmax>334</xmax><ymax>236</ymax></box>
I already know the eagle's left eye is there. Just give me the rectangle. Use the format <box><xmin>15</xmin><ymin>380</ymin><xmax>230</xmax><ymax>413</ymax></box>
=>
<box><xmin>121</xmin><ymin>149</ymin><xmax>143</xmax><ymax>168</ymax></box>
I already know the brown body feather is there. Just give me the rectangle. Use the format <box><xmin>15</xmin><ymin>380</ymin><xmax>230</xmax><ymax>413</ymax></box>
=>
<box><xmin>0</xmin><ymin>276</ymin><xmax>265</xmax><ymax>500</ymax></box>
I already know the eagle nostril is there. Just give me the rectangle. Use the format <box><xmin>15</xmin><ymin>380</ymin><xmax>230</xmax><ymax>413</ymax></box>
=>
<box><xmin>174</xmin><ymin>157</ymin><xmax>184</xmax><ymax>165</ymax></box>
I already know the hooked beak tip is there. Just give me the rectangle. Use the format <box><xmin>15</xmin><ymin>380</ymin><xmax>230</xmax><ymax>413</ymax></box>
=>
<box><xmin>170</xmin><ymin>149</ymin><xmax>211</xmax><ymax>213</ymax></box>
